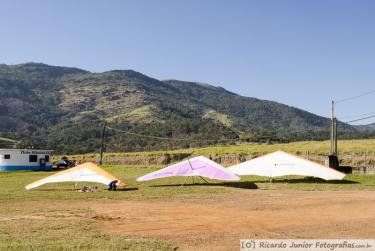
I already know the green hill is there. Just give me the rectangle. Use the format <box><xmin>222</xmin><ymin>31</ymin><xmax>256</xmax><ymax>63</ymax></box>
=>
<box><xmin>354</xmin><ymin>123</ymin><xmax>375</xmax><ymax>132</ymax></box>
<box><xmin>0</xmin><ymin>63</ymin><xmax>362</xmax><ymax>153</ymax></box>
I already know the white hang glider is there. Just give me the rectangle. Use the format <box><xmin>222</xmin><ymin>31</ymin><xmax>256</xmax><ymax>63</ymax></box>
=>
<box><xmin>137</xmin><ymin>156</ymin><xmax>240</xmax><ymax>182</ymax></box>
<box><xmin>228</xmin><ymin>150</ymin><xmax>345</xmax><ymax>180</ymax></box>
<box><xmin>25</xmin><ymin>162</ymin><xmax>126</xmax><ymax>190</ymax></box>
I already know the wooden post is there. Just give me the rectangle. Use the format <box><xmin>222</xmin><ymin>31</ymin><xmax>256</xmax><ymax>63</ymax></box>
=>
<box><xmin>99</xmin><ymin>121</ymin><xmax>106</xmax><ymax>166</ymax></box>
<box><xmin>329</xmin><ymin>101</ymin><xmax>338</xmax><ymax>156</ymax></box>
<box><xmin>334</xmin><ymin>117</ymin><xmax>338</xmax><ymax>156</ymax></box>
<box><xmin>328</xmin><ymin>101</ymin><xmax>339</xmax><ymax>169</ymax></box>
<box><xmin>330</xmin><ymin>101</ymin><xmax>335</xmax><ymax>155</ymax></box>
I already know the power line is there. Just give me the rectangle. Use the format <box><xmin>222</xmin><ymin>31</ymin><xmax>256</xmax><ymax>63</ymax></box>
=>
<box><xmin>345</xmin><ymin>115</ymin><xmax>375</xmax><ymax>124</ymax></box>
<box><xmin>335</xmin><ymin>89</ymin><xmax>375</xmax><ymax>104</ymax></box>
<box><xmin>283</xmin><ymin>128</ymin><xmax>327</xmax><ymax>135</ymax></box>
<box><xmin>107</xmin><ymin>125</ymin><xmax>327</xmax><ymax>144</ymax></box>
<box><xmin>338</xmin><ymin>111</ymin><xmax>375</xmax><ymax>120</ymax></box>
<box><xmin>106</xmin><ymin>126</ymin><xmax>239</xmax><ymax>143</ymax></box>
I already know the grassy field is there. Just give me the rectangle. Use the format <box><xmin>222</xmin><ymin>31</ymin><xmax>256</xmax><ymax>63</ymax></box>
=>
<box><xmin>70</xmin><ymin>139</ymin><xmax>375</xmax><ymax>159</ymax></box>
<box><xmin>1</xmin><ymin>165</ymin><xmax>375</xmax><ymax>250</ymax></box>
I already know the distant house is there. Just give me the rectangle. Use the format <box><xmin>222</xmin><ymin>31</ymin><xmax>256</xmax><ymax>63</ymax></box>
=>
<box><xmin>0</xmin><ymin>149</ymin><xmax>53</xmax><ymax>171</ymax></box>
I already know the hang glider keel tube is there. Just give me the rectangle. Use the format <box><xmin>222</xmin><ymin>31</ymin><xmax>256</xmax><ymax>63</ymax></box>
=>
<box><xmin>182</xmin><ymin>159</ymin><xmax>209</xmax><ymax>186</ymax></box>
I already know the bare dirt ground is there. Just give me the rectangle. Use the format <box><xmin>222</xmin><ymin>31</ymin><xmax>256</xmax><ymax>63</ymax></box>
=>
<box><xmin>90</xmin><ymin>190</ymin><xmax>375</xmax><ymax>251</ymax></box>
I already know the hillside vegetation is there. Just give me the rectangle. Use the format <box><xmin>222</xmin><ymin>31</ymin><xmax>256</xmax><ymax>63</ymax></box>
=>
<box><xmin>0</xmin><ymin>63</ymin><xmax>372</xmax><ymax>154</ymax></box>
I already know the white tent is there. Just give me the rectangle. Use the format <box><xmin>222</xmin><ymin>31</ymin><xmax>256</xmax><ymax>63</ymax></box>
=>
<box><xmin>25</xmin><ymin>162</ymin><xmax>125</xmax><ymax>190</ymax></box>
<box><xmin>228</xmin><ymin>150</ymin><xmax>345</xmax><ymax>180</ymax></box>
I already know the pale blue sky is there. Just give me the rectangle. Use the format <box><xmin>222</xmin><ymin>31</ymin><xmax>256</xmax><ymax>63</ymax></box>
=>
<box><xmin>1</xmin><ymin>0</ymin><xmax>374</xmax><ymax>124</ymax></box>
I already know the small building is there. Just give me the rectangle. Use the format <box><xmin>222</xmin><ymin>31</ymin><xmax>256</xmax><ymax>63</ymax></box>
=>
<box><xmin>0</xmin><ymin>149</ymin><xmax>53</xmax><ymax>171</ymax></box>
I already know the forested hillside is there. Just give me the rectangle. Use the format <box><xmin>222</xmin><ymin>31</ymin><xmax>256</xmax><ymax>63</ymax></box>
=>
<box><xmin>0</xmin><ymin>63</ymin><xmax>365</xmax><ymax>154</ymax></box>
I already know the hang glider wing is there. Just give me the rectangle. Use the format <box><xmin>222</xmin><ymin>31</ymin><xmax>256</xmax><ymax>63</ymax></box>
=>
<box><xmin>25</xmin><ymin>162</ymin><xmax>125</xmax><ymax>190</ymax></box>
<box><xmin>137</xmin><ymin>156</ymin><xmax>240</xmax><ymax>181</ymax></box>
<box><xmin>228</xmin><ymin>151</ymin><xmax>345</xmax><ymax>180</ymax></box>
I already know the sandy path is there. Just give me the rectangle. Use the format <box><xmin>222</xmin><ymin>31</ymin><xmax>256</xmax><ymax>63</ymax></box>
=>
<box><xmin>90</xmin><ymin>190</ymin><xmax>375</xmax><ymax>251</ymax></box>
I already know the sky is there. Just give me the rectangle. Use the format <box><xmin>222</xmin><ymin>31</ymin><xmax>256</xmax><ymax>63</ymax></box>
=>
<box><xmin>1</xmin><ymin>0</ymin><xmax>375</xmax><ymax>124</ymax></box>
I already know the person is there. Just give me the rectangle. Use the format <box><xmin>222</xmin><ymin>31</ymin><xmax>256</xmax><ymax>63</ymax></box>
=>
<box><xmin>79</xmin><ymin>186</ymin><xmax>88</xmax><ymax>192</ymax></box>
<box><xmin>108</xmin><ymin>180</ymin><xmax>118</xmax><ymax>191</ymax></box>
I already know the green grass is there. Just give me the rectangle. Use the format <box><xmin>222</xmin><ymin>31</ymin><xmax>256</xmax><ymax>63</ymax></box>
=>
<box><xmin>1</xmin><ymin>165</ymin><xmax>375</xmax><ymax>250</ymax></box>
<box><xmin>0</xmin><ymin>166</ymin><xmax>182</xmax><ymax>251</ymax></box>
<box><xmin>2</xmin><ymin>166</ymin><xmax>375</xmax><ymax>204</ymax></box>
<box><xmin>0</xmin><ymin>214</ymin><xmax>172</xmax><ymax>251</ymax></box>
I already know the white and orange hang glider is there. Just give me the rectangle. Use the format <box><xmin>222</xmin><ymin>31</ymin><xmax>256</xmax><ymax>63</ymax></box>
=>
<box><xmin>228</xmin><ymin>150</ymin><xmax>345</xmax><ymax>181</ymax></box>
<box><xmin>25</xmin><ymin>162</ymin><xmax>125</xmax><ymax>190</ymax></box>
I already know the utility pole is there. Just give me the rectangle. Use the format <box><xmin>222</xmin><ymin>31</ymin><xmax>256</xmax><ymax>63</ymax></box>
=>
<box><xmin>329</xmin><ymin>101</ymin><xmax>339</xmax><ymax>169</ymax></box>
<box><xmin>330</xmin><ymin>101</ymin><xmax>334</xmax><ymax>155</ymax></box>
<box><xmin>99</xmin><ymin>121</ymin><xmax>106</xmax><ymax>166</ymax></box>
<box><xmin>333</xmin><ymin>116</ymin><xmax>337</xmax><ymax>155</ymax></box>
<box><xmin>330</xmin><ymin>101</ymin><xmax>338</xmax><ymax>155</ymax></box>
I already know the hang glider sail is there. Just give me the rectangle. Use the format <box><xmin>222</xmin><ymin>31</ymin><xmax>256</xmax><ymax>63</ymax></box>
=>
<box><xmin>228</xmin><ymin>150</ymin><xmax>345</xmax><ymax>180</ymax></box>
<box><xmin>137</xmin><ymin>156</ymin><xmax>240</xmax><ymax>181</ymax></box>
<box><xmin>25</xmin><ymin>162</ymin><xmax>125</xmax><ymax>190</ymax></box>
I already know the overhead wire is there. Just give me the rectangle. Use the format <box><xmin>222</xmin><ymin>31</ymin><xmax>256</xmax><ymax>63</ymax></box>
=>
<box><xmin>338</xmin><ymin>111</ymin><xmax>375</xmax><ymax>120</ymax></box>
<box><xmin>334</xmin><ymin>89</ymin><xmax>375</xmax><ymax>125</ymax></box>
<box><xmin>106</xmin><ymin>125</ymin><xmax>327</xmax><ymax>144</ymax></box>
<box><xmin>345</xmin><ymin>115</ymin><xmax>375</xmax><ymax>124</ymax></box>
<box><xmin>335</xmin><ymin>89</ymin><xmax>375</xmax><ymax>104</ymax></box>
<box><xmin>106</xmin><ymin>125</ymin><xmax>239</xmax><ymax>143</ymax></box>
<box><xmin>287</xmin><ymin>128</ymin><xmax>328</xmax><ymax>135</ymax></box>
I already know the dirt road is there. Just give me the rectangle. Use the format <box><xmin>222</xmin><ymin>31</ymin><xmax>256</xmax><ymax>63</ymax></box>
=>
<box><xmin>91</xmin><ymin>190</ymin><xmax>375</xmax><ymax>250</ymax></box>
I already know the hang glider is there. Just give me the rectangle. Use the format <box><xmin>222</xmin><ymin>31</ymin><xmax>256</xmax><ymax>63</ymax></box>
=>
<box><xmin>228</xmin><ymin>150</ymin><xmax>345</xmax><ymax>180</ymax></box>
<box><xmin>137</xmin><ymin>156</ymin><xmax>240</xmax><ymax>182</ymax></box>
<box><xmin>25</xmin><ymin>162</ymin><xmax>125</xmax><ymax>190</ymax></box>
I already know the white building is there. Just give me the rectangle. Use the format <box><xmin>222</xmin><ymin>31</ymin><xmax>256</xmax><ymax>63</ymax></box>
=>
<box><xmin>0</xmin><ymin>149</ymin><xmax>53</xmax><ymax>171</ymax></box>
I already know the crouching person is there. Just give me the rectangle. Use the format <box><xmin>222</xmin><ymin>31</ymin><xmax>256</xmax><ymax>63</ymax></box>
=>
<box><xmin>108</xmin><ymin>180</ymin><xmax>118</xmax><ymax>191</ymax></box>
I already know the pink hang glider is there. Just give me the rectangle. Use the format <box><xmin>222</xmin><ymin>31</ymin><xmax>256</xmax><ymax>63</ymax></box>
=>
<box><xmin>137</xmin><ymin>156</ymin><xmax>240</xmax><ymax>182</ymax></box>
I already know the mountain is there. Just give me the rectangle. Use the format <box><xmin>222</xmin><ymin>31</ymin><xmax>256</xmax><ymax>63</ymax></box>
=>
<box><xmin>0</xmin><ymin>63</ymin><xmax>359</xmax><ymax>153</ymax></box>
<box><xmin>353</xmin><ymin>123</ymin><xmax>375</xmax><ymax>132</ymax></box>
